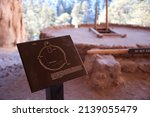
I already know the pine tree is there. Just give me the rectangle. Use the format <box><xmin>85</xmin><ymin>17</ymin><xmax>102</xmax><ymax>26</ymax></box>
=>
<box><xmin>71</xmin><ymin>2</ymin><xmax>83</xmax><ymax>27</ymax></box>
<box><xmin>81</xmin><ymin>1</ymin><xmax>89</xmax><ymax>23</ymax></box>
<box><xmin>99</xmin><ymin>0</ymin><xmax>150</xmax><ymax>26</ymax></box>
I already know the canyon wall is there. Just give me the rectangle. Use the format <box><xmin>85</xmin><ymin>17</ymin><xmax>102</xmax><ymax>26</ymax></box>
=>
<box><xmin>0</xmin><ymin>0</ymin><xmax>26</xmax><ymax>47</ymax></box>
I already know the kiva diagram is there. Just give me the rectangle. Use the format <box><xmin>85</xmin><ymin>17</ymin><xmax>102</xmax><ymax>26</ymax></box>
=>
<box><xmin>38</xmin><ymin>42</ymin><xmax>68</xmax><ymax>71</ymax></box>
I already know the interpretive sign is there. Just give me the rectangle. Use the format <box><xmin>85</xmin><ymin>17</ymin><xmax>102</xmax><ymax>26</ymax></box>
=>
<box><xmin>128</xmin><ymin>48</ymin><xmax>150</xmax><ymax>54</ymax></box>
<box><xmin>17</xmin><ymin>35</ymin><xmax>87</xmax><ymax>92</ymax></box>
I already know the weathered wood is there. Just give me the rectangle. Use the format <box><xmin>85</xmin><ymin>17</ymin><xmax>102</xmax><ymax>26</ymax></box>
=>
<box><xmin>87</xmin><ymin>49</ymin><xmax>129</xmax><ymax>55</ymax></box>
<box><xmin>94</xmin><ymin>7</ymin><xmax>98</xmax><ymax>29</ymax></box>
<box><xmin>89</xmin><ymin>28</ymin><xmax>103</xmax><ymax>38</ymax></box>
<box><xmin>106</xmin><ymin>0</ymin><xmax>109</xmax><ymax>31</ymax></box>
<box><xmin>0</xmin><ymin>0</ymin><xmax>26</xmax><ymax>47</ymax></box>
<box><xmin>90</xmin><ymin>0</ymin><xmax>127</xmax><ymax>38</ymax></box>
<box><xmin>87</xmin><ymin>48</ymin><xmax>150</xmax><ymax>55</ymax></box>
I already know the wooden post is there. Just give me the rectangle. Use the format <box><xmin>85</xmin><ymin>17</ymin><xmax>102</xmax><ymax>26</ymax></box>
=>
<box><xmin>89</xmin><ymin>0</ymin><xmax>127</xmax><ymax>38</ymax></box>
<box><xmin>94</xmin><ymin>6</ymin><xmax>98</xmax><ymax>29</ymax></box>
<box><xmin>106</xmin><ymin>0</ymin><xmax>109</xmax><ymax>31</ymax></box>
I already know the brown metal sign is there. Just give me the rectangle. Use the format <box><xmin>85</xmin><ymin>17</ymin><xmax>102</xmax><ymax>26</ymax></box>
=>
<box><xmin>17</xmin><ymin>35</ymin><xmax>87</xmax><ymax>92</ymax></box>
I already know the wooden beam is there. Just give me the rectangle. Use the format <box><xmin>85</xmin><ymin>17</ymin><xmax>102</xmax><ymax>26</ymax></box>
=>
<box><xmin>89</xmin><ymin>28</ymin><xmax>103</xmax><ymax>37</ymax></box>
<box><xmin>87</xmin><ymin>48</ymin><xmax>128</xmax><ymax>55</ymax></box>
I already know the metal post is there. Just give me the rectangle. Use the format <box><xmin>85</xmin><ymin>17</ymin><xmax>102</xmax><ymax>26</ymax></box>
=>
<box><xmin>46</xmin><ymin>83</ymin><xmax>64</xmax><ymax>100</ymax></box>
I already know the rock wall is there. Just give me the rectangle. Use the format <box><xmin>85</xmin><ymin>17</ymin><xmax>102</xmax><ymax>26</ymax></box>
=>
<box><xmin>0</xmin><ymin>0</ymin><xmax>26</xmax><ymax>47</ymax></box>
<box><xmin>83</xmin><ymin>54</ymin><xmax>150</xmax><ymax>90</ymax></box>
<box><xmin>119</xmin><ymin>58</ymin><xmax>150</xmax><ymax>74</ymax></box>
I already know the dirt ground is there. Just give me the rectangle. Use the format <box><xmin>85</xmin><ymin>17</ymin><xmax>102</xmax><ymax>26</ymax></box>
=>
<box><xmin>0</xmin><ymin>47</ymin><xmax>150</xmax><ymax>100</ymax></box>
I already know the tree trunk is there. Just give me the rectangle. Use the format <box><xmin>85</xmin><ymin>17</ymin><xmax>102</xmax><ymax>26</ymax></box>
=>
<box><xmin>0</xmin><ymin>0</ymin><xmax>26</xmax><ymax>47</ymax></box>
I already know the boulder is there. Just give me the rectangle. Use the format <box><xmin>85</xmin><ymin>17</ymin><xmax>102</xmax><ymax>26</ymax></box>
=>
<box><xmin>84</xmin><ymin>54</ymin><xmax>123</xmax><ymax>89</ymax></box>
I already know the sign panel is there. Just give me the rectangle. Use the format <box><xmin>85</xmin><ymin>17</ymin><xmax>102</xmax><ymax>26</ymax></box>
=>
<box><xmin>128</xmin><ymin>48</ymin><xmax>150</xmax><ymax>54</ymax></box>
<box><xmin>17</xmin><ymin>35</ymin><xmax>87</xmax><ymax>92</ymax></box>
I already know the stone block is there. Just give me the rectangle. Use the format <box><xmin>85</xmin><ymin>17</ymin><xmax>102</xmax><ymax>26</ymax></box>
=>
<box><xmin>84</xmin><ymin>54</ymin><xmax>123</xmax><ymax>89</ymax></box>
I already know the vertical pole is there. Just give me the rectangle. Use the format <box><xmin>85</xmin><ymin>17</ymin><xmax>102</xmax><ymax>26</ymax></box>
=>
<box><xmin>94</xmin><ymin>6</ymin><xmax>98</xmax><ymax>29</ymax></box>
<box><xmin>46</xmin><ymin>83</ymin><xmax>64</xmax><ymax>100</ymax></box>
<box><xmin>106</xmin><ymin>0</ymin><xmax>109</xmax><ymax>31</ymax></box>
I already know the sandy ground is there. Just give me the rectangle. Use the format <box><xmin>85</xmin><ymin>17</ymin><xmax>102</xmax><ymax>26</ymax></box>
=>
<box><xmin>0</xmin><ymin>47</ymin><xmax>150</xmax><ymax>100</ymax></box>
<box><xmin>42</xmin><ymin>26</ymin><xmax>150</xmax><ymax>48</ymax></box>
<box><xmin>1</xmin><ymin>25</ymin><xmax>150</xmax><ymax>100</ymax></box>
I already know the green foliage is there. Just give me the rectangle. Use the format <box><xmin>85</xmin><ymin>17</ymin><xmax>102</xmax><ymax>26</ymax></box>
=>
<box><xmin>23</xmin><ymin>1</ymin><xmax>89</xmax><ymax>39</ymax></box>
<box><xmin>23</xmin><ymin>1</ymin><xmax>57</xmax><ymax>39</ymax></box>
<box><xmin>99</xmin><ymin>0</ymin><xmax>150</xmax><ymax>27</ymax></box>
<box><xmin>71</xmin><ymin>3</ymin><xmax>84</xmax><ymax>27</ymax></box>
<box><xmin>23</xmin><ymin>0</ymin><xmax>150</xmax><ymax>40</ymax></box>
<box><xmin>55</xmin><ymin>13</ymin><xmax>71</xmax><ymax>25</ymax></box>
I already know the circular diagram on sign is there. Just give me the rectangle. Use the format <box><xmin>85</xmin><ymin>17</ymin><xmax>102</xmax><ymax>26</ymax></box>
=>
<box><xmin>38</xmin><ymin>42</ymin><xmax>68</xmax><ymax>71</ymax></box>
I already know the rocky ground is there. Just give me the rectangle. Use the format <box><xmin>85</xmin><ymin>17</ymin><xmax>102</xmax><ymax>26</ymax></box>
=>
<box><xmin>0</xmin><ymin>47</ymin><xmax>150</xmax><ymax>100</ymax></box>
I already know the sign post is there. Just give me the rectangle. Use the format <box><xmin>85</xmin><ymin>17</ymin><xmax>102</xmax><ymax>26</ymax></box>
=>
<box><xmin>46</xmin><ymin>84</ymin><xmax>64</xmax><ymax>100</ymax></box>
<box><xmin>17</xmin><ymin>35</ymin><xmax>87</xmax><ymax>100</ymax></box>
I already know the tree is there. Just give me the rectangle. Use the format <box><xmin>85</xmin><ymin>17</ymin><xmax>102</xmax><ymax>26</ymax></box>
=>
<box><xmin>56</xmin><ymin>0</ymin><xmax>65</xmax><ymax>16</ymax></box>
<box><xmin>99</xmin><ymin>0</ymin><xmax>150</xmax><ymax>26</ymax></box>
<box><xmin>55</xmin><ymin>13</ymin><xmax>71</xmax><ymax>25</ymax></box>
<box><xmin>81</xmin><ymin>1</ymin><xmax>89</xmax><ymax>23</ymax></box>
<box><xmin>71</xmin><ymin>2</ymin><xmax>87</xmax><ymax>27</ymax></box>
<box><xmin>0</xmin><ymin>0</ymin><xmax>26</xmax><ymax>47</ymax></box>
<box><xmin>23</xmin><ymin>0</ymin><xmax>57</xmax><ymax>39</ymax></box>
